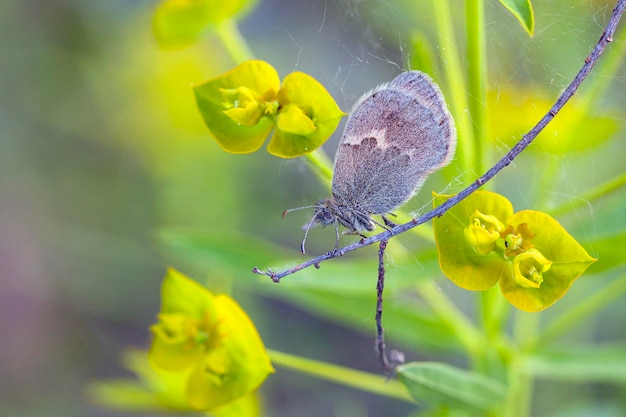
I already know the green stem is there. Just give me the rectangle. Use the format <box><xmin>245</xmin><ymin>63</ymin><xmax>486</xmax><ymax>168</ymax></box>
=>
<box><xmin>503</xmin><ymin>354</ymin><xmax>532</xmax><ymax>417</ymax></box>
<box><xmin>305</xmin><ymin>149</ymin><xmax>334</xmax><ymax>186</ymax></box>
<box><xmin>474</xmin><ymin>287</ymin><xmax>512</xmax><ymax>384</ymax></box>
<box><xmin>480</xmin><ymin>286</ymin><xmax>506</xmax><ymax>340</ymax></box>
<box><xmin>538</xmin><ymin>272</ymin><xmax>626</xmax><ymax>346</ymax></box>
<box><xmin>432</xmin><ymin>0</ymin><xmax>475</xmax><ymax>179</ymax></box>
<box><xmin>535</xmin><ymin>157</ymin><xmax>562</xmax><ymax>210</ymax></box>
<box><xmin>417</xmin><ymin>279</ymin><xmax>483</xmax><ymax>356</ymax></box>
<box><xmin>466</xmin><ymin>0</ymin><xmax>487</xmax><ymax>176</ymax></box>
<box><xmin>267</xmin><ymin>349</ymin><xmax>414</xmax><ymax>403</ymax></box>
<box><xmin>214</xmin><ymin>19</ymin><xmax>255</xmax><ymax>63</ymax></box>
<box><xmin>508</xmin><ymin>312</ymin><xmax>540</xmax><ymax>417</ymax></box>
<box><xmin>549</xmin><ymin>170</ymin><xmax>626</xmax><ymax>217</ymax></box>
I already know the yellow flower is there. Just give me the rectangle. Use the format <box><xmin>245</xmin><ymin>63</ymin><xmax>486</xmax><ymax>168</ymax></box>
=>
<box><xmin>193</xmin><ymin>60</ymin><xmax>345</xmax><ymax>157</ymax></box>
<box><xmin>149</xmin><ymin>268</ymin><xmax>274</xmax><ymax>411</ymax></box>
<box><xmin>464</xmin><ymin>209</ymin><xmax>506</xmax><ymax>255</ymax></box>
<box><xmin>434</xmin><ymin>192</ymin><xmax>596</xmax><ymax>311</ymax></box>
<box><xmin>511</xmin><ymin>248</ymin><xmax>552</xmax><ymax>289</ymax></box>
<box><xmin>501</xmin><ymin>223</ymin><xmax>535</xmax><ymax>258</ymax></box>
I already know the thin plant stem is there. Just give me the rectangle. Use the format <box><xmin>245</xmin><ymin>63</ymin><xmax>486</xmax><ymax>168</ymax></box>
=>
<box><xmin>509</xmin><ymin>312</ymin><xmax>540</xmax><ymax>417</ymax></box>
<box><xmin>503</xmin><ymin>354</ymin><xmax>533</xmax><ymax>417</ymax></box>
<box><xmin>252</xmin><ymin>0</ymin><xmax>626</xmax><ymax>282</ymax></box>
<box><xmin>550</xmin><ymin>170</ymin><xmax>626</xmax><ymax>217</ymax></box>
<box><xmin>267</xmin><ymin>349</ymin><xmax>414</xmax><ymax>403</ymax></box>
<box><xmin>376</xmin><ymin>239</ymin><xmax>391</xmax><ymax>372</ymax></box>
<box><xmin>466</xmin><ymin>0</ymin><xmax>488</xmax><ymax>175</ymax></box>
<box><xmin>537</xmin><ymin>271</ymin><xmax>626</xmax><ymax>346</ymax></box>
<box><xmin>535</xmin><ymin>156</ymin><xmax>563</xmax><ymax>211</ymax></box>
<box><xmin>432</xmin><ymin>0</ymin><xmax>476</xmax><ymax>177</ymax></box>
<box><xmin>417</xmin><ymin>279</ymin><xmax>483</xmax><ymax>355</ymax></box>
<box><xmin>305</xmin><ymin>148</ymin><xmax>334</xmax><ymax>185</ymax></box>
<box><xmin>477</xmin><ymin>286</ymin><xmax>511</xmax><ymax>376</ymax></box>
<box><xmin>214</xmin><ymin>19</ymin><xmax>254</xmax><ymax>63</ymax></box>
<box><xmin>383</xmin><ymin>236</ymin><xmax>476</xmax><ymax>362</ymax></box>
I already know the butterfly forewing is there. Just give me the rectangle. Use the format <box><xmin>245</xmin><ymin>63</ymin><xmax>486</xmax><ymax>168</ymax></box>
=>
<box><xmin>331</xmin><ymin>71</ymin><xmax>456</xmax><ymax>215</ymax></box>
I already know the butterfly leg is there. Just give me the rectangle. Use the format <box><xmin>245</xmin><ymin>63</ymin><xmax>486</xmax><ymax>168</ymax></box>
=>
<box><xmin>382</xmin><ymin>214</ymin><xmax>398</xmax><ymax>228</ymax></box>
<box><xmin>330</xmin><ymin>221</ymin><xmax>340</xmax><ymax>255</ymax></box>
<box><xmin>343</xmin><ymin>229</ymin><xmax>368</xmax><ymax>239</ymax></box>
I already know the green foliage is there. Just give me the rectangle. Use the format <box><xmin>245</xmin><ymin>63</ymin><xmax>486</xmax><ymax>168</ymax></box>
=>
<box><xmin>153</xmin><ymin>0</ymin><xmax>258</xmax><ymax>49</ymax></box>
<box><xmin>496</xmin><ymin>0</ymin><xmax>535</xmax><ymax>35</ymax></box>
<box><xmin>88</xmin><ymin>350</ymin><xmax>194</xmax><ymax>412</ymax></box>
<box><xmin>526</xmin><ymin>343</ymin><xmax>626</xmax><ymax>383</ymax></box>
<box><xmin>488</xmin><ymin>87</ymin><xmax>619</xmax><ymax>154</ymax></box>
<box><xmin>82</xmin><ymin>1</ymin><xmax>626</xmax><ymax>417</ymax></box>
<box><xmin>88</xmin><ymin>350</ymin><xmax>262</xmax><ymax>416</ymax></box>
<box><xmin>397</xmin><ymin>362</ymin><xmax>507</xmax><ymax>411</ymax></box>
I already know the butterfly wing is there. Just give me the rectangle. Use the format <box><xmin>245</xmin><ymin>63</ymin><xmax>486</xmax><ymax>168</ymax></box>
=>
<box><xmin>331</xmin><ymin>71</ymin><xmax>456</xmax><ymax>215</ymax></box>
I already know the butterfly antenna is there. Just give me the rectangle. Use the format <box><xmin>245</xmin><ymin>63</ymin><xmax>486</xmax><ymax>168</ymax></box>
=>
<box><xmin>282</xmin><ymin>204</ymin><xmax>316</xmax><ymax>218</ymax></box>
<box><xmin>300</xmin><ymin>214</ymin><xmax>318</xmax><ymax>254</ymax></box>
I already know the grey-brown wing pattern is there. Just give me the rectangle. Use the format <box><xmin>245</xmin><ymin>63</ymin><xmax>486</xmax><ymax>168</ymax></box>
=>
<box><xmin>331</xmin><ymin>71</ymin><xmax>456</xmax><ymax>215</ymax></box>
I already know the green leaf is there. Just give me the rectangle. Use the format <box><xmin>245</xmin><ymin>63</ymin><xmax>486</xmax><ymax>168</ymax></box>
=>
<box><xmin>155</xmin><ymin>228</ymin><xmax>294</xmax><ymax>282</ymax></box>
<box><xmin>193</xmin><ymin>60</ymin><xmax>280</xmax><ymax>154</ymax></box>
<box><xmin>87</xmin><ymin>379</ymin><xmax>167</xmax><ymax>411</ymax></box>
<box><xmin>88</xmin><ymin>349</ymin><xmax>261</xmax><ymax>416</ymax></box>
<box><xmin>397</xmin><ymin>362</ymin><xmax>507</xmax><ymax>411</ymax></box>
<box><xmin>526</xmin><ymin>344</ymin><xmax>626</xmax><ymax>383</ymax></box>
<box><xmin>267</xmin><ymin>284</ymin><xmax>462</xmax><ymax>354</ymax></box>
<box><xmin>496</xmin><ymin>0</ymin><xmax>534</xmax><ymax>36</ymax></box>
<box><xmin>433</xmin><ymin>191</ymin><xmax>514</xmax><ymax>290</ymax></box>
<box><xmin>156</xmin><ymin>228</ymin><xmax>406</xmax><ymax>295</ymax></box>
<box><xmin>408</xmin><ymin>32</ymin><xmax>437</xmax><ymax>78</ymax></box>
<box><xmin>87</xmin><ymin>350</ymin><xmax>190</xmax><ymax>411</ymax></box>
<box><xmin>153</xmin><ymin>0</ymin><xmax>258</xmax><ymax>49</ymax></box>
<box><xmin>269</xmin><ymin>72</ymin><xmax>346</xmax><ymax>158</ymax></box>
<box><xmin>586</xmin><ymin>229</ymin><xmax>626</xmax><ymax>274</ymax></box>
<box><xmin>156</xmin><ymin>230</ymin><xmax>461</xmax><ymax>351</ymax></box>
<box><xmin>488</xmin><ymin>87</ymin><xmax>620</xmax><ymax>154</ymax></box>
<box><xmin>499</xmin><ymin>210</ymin><xmax>597</xmax><ymax>312</ymax></box>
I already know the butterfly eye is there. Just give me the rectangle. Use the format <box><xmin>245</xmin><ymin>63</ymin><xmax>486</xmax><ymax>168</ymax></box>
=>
<box><xmin>314</xmin><ymin>208</ymin><xmax>334</xmax><ymax>226</ymax></box>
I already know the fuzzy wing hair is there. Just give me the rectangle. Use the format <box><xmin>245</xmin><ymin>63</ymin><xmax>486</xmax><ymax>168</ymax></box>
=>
<box><xmin>331</xmin><ymin>71</ymin><xmax>456</xmax><ymax>215</ymax></box>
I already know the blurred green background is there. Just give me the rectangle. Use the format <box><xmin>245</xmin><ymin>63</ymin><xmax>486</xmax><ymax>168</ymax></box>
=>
<box><xmin>1</xmin><ymin>0</ymin><xmax>625</xmax><ymax>416</ymax></box>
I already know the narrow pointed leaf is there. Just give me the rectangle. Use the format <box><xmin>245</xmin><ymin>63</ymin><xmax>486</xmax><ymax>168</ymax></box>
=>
<box><xmin>397</xmin><ymin>362</ymin><xmax>507</xmax><ymax>411</ymax></box>
<box><xmin>497</xmin><ymin>0</ymin><xmax>534</xmax><ymax>35</ymax></box>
